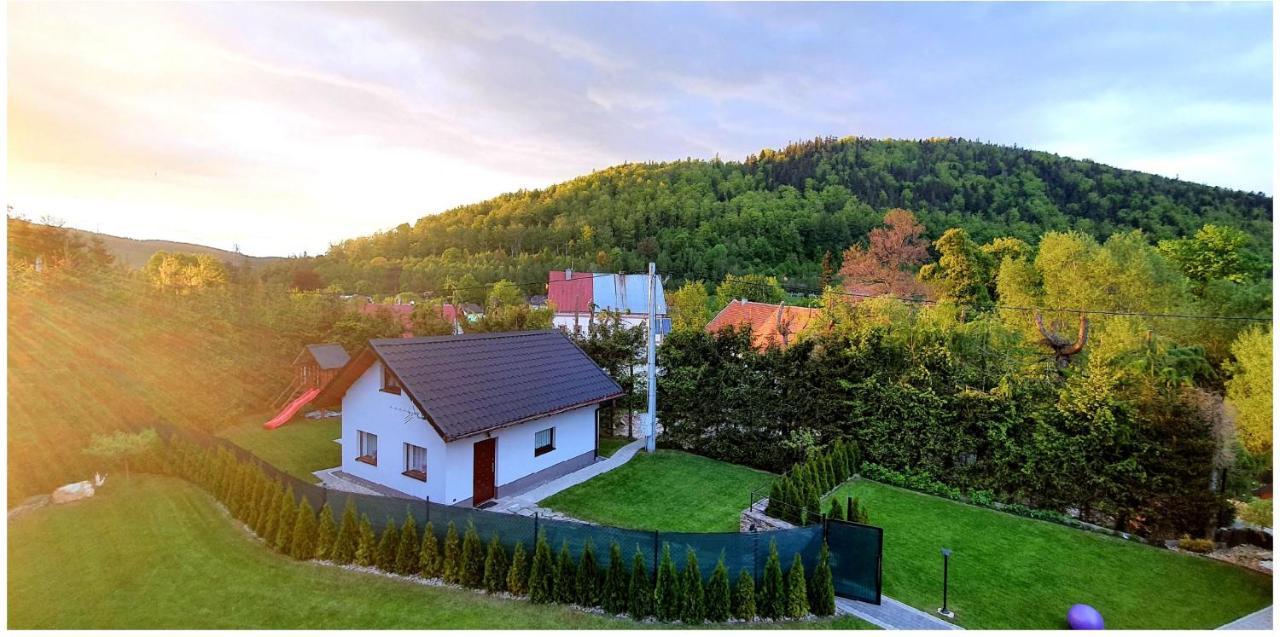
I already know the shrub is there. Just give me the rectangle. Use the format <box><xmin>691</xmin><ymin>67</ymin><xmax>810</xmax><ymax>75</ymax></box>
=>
<box><xmin>257</xmin><ymin>483</ymin><xmax>282</xmax><ymax>543</ymax></box>
<box><xmin>288</xmin><ymin>499</ymin><xmax>316</xmax><ymax>560</ymax></box>
<box><xmin>967</xmin><ymin>489</ymin><xmax>995</xmax><ymax>506</ymax></box>
<box><xmin>848</xmin><ymin>496</ymin><xmax>869</xmax><ymax>524</ymax></box>
<box><xmin>1177</xmin><ymin>535</ymin><xmax>1216</xmax><ymax>553</ymax></box>
<box><xmin>827</xmin><ymin>498</ymin><xmax>845</xmax><ymax>521</ymax></box>
<box><xmin>809</xmin><ymin>542</ymin><xmax>835</xmax><ymax>616</ymax></box>
<box><xmin>679</xmin><ymin>547</ymin><xmax>705</xmax><ymax>624</ymax></box>
<box><xmin>417</xmin><ymin>522</ymin><xmax>441</xmax><ymax>578</ymax></box>
<box><xmin>576</xmin><ymin>540</ymin><xmax>600</xmax><ymax>608</ymax></box>
<box><xmin>705</xmin><ymin>554</ymin><xmax>731</xmax><ymax>623</ymax></box>
<box><xmin>528</xmin><ymin>533</ymin><xmax>554</xmax><ymax>604</ymax></box>
<box><xmin>330</xmin><ymin>500</ymin><xmax>359</xmax><ymax>564</ymax></box>
<box><xmin>273</xmin><ymin>487</ymin><xmax>298</xmax><ymax>554</ymax></box>
<box><xmin>654</xmin><ymin>543</ymin><xmax>680</xmax><ymax>622</ymax></box>
<box><xmin>628</xmin><ymin>549</ymin><xmax>653</xmax><ymax>620</ymax></box>
<box><xmin>460</xmin><ymin>522</ymin><xmax>485</xmax><ymax>588</ymax></box>
<box><xmin>354</xmin><ymin>514</ymin><xmax>376</xmax><ymax>567</ymax></box>
<box><xmin>553</xmin><ymin>541</ymin><xmax>577</xmax><ymax>604</ymax></box>
<box><xmin>375</xmin><ymin>517</ymin><xmax>399</xmax><ymax>572</ymax></box>
<box><xmin>757</xmin><ymin>540</ymin><xmax>784</xmax><ymax>619</ymax></box>
<box><xmin>483</xmin><ymin>533</ymin><xmax>509</xmax><ymax>593</ymax></box>
<box><xmin>394</xmin><ymin>512</ymin><xmax>419</xmax><ymax>575</ymax></box>
<box><xmin>441</xmin><ymin>522</ymin><xmax>461</xmax><ymax>584</ymax></box>
<box><xmin>602</xmin><ymin>542</ymin><xmax>628</xmax><ymax>615</ymax></box>
<box><xmin>314</xmin><ymin>503</ymin><xmax>337</xmax><ymax>561</ymax></box>
<box><xmin>732</xmin><ymin>567</ymin><xmax>756</xmax><ymax>620</ymax></box>
<box><xmin>507</xmin><ymin>541</ymin><xmax>530</xmax><ymax>596</ymax></box>
<box><xmin>1239</xmin><ymin>498</ymin><xmax>1272</xmax><ymax>528</ymax></box>
<box><xmin>785</xmin><ymin>553</ymin><xmax>809</xmax><ymax>618</ymax></box>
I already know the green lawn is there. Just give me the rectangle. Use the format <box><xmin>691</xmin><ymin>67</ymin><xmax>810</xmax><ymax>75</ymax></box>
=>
<box><xmin>826</xmin><ymin>480</ymin><xmax>1272</xmax><ymax>630</ymax></box>
<box><xmin>540</xmin><ymin>449</ymin><xmax>774</xmax><ymax>532</ymax></box>
<box><xmin>598</xmin><ymin>435</ymin><xmax>632</xmax><ymax>458</ymax></box>
<box><xmin>221</xmin><ymin>413</ymin><xmax>341</xmax><ymax>481</ymax></box>
<box><xmin>7</xmin><ymin>475</ymin><xmax>869</xmax><ymax>629</ymax></box>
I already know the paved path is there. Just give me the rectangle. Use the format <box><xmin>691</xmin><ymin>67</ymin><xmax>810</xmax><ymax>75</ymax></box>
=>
<box><xmin>490</xmin><ymin>438</ymin><xmax>647</xmax><ymax>519</ymax></box>
<box><xmin>1217</xmin><ymin>606</ymin><xmax>1272</xmax><ymax>630</ymax></box>
<box><xmin>836</xmin><ymin>595</ymin><xmax>963</xmax><ymax>630</ymax></box>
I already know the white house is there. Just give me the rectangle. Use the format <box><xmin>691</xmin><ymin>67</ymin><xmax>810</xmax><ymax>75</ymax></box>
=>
<box><xmin>314</xmin><ymin>330</ymin><xmax>623</xmax><ymax>506</ymax></box>
<box><xmin>547</xmin><ymin>270</ymin><xmax>671</xmax><ymax>338</ymax></box>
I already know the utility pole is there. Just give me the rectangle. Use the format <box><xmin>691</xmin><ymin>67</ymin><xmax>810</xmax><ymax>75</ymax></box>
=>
<box><xmin>645</xmin><ymin>262</ymin><xmax>657</xmax><ymax>453</ymax></box>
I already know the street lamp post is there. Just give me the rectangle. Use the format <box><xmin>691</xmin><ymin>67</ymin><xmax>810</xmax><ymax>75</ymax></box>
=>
<box><xmin>938</xmin><ymin>548</ymin><xmax>955</xmax><ymax>619</ymax></box>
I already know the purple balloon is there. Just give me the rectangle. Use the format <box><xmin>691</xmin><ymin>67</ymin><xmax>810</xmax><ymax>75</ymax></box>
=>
<box><xmin>1067</xmin><ymin>604</ymin><xmax>1105</xmax><ymax>630</ymax></box>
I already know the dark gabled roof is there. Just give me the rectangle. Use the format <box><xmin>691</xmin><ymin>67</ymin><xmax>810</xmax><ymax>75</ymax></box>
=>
<box><xmin>314</xmin><ymin>331</ymin><xmax>622</xmax><ymax>442</ymax></box>
<box><xmin>305</xmin><ymin>343</ymin><xmax>351</xmax><ymax>369</ymax></box>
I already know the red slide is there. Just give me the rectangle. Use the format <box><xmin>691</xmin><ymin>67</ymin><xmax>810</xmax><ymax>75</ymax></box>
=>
<box><xmin>263</xmin><ymin>387</ymin><xmax>322</xmax><ymax>430</ymax></box>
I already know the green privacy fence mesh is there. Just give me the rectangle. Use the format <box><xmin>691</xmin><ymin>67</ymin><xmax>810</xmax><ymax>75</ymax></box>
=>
<box><xmin>159</xmin><ymin>424</ymin><xmax>882</xmax><ymax>604</ymax></box>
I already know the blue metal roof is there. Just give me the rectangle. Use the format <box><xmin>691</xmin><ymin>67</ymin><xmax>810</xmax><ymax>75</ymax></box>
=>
<box><xmin>591</xmin><ymin>274</ymin><xmax>667</xmax><ymax>315</ymax></box>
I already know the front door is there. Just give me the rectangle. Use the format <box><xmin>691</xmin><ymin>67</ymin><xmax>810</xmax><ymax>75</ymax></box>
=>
<box><xmin>472</xmin><ymin>438</ymin><xmax>497</xmax><ymax>506</ymax></box>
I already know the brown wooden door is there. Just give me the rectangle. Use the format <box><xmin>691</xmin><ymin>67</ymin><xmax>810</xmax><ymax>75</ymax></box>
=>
<box><xmin>472</xmin><ymin>438</ymin><xmax>497</xmax><ymax>506</ymax></box>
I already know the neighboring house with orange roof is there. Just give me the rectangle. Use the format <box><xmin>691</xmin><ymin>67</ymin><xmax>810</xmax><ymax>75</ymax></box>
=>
<box><xmin>705</xmin><ymin>299</ymin><xmax>820</xmax><ymax>351</ymax></box>
<box><xmin>360</xmin><ymin>302</ymin><xmax>462</xmax><ymax>337</ymax></box>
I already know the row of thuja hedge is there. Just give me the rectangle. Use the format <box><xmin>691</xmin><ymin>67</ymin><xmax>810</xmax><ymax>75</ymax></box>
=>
<box><xmin>765</xmin><ymin>439</ymin><xmax>861</xmax><ymax>525</ymax></box>
<box><xmin>163</xmin><ymin>437</ymin><xmax>837</xmax><ymax>623</ymax></box>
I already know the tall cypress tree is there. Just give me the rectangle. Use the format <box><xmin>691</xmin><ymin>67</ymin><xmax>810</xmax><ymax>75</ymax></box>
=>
<box><xmin>418</xmin><ymin>522</ymin><xmax>441</xmax><ymax>578</ymax></box>
<box><xmin>654</xmin><ymin>543</ymin><xmax>680</xmax><ymax>622</ymax></box>
<box><xmin>809</xmin><ymin>542</ymin><xmax>836</xmax><ymax>617</ymax></box>
<box><xmin>827</xmin><ymin>498</ymin><xmax>844</xmax><ymax>521</ymax></box>
<box><xmin>257</xmin><ymin>482</ymin><xmax>282</xmax><ymax>541</ymax></box>
<box><xmin>460</xmin><ymin>522</ymin><xmax>485</xmax><ymax>589</ymax></box>
<box><xmin>314</xmin><ymin>502</ymin><xmax>337</xmax><ymax>561</ymax></box>
<box><xmin>705</xmin><ymin>554</ymin><xmax>731</xmax><ymax>623</ymax></box>
<box><xmin>627</xmin><ymin>549</ymin><xmax>652</xmax><ymax>620</ymax></box>
<box><xmin>331</xmin><ymin>500</ymin><xmax>359</xmax><ymax>564</ymax></box>
<box><xmin>273</xmin><ymin>487</ymin><xmax>298</xmax><ymax>554</ymax></box>
<box><xmin>679</xmin><ymin>547</ymin><xmax>705</xmax><ymax>624</ymax></box>
<box><xmin>553</xmin><ymin>541</ymin><xmax>577</xmax><ymax>604</ymax></box>
<box><xmin>441</xmin><ymin>522</ymin><xmax>462</xmax><ymax>584</ymax></box>
<box><xmin>602</xmin><ymin>541</ymin><xmax>628</xmax><ymax>615</ymax></box>
<box><xmin>507</xmin><ymin>541</ymin><xmax>530</xmax><ymax>596</ymax></box>
<box><xmin>483</xmin><ymin>533</ymin><xmax>509</xmax><ymax>593</ymax></box>
<box><xmin>288</xmin><ymin>499</ymin><xmax>316</xmax><ymax>559</ymax></box>
<box><xmin>395</xmin><ymin>512</ymin><xmax>419</xmax><ymax>575</ymax></box>
<box><xmin>732</xmin><ymin>567</ymin><xmax>756</xmax><ymax>620</ymax></box>
<box><xmin>758</xmin><ymin>541</ymin><xmax>784</xmax><ymax>619</ymax></box>
<box><xmin>528</xmin><ymin>533</ymin><xmax>554</xmax><ymax>604</ymax></box>
<box><xmin>376</xmin><ymin>517</ymin><xmax>400</xmax><ymax>572</ymax></box>
<box><xmin>354</xmin><ymin>514</ymin><xmax>376</xmax><ymax>567</ymax></box>
<box><xmin>785</xmin><ymin>553</ymin><xmax>809</xmax><ymax>618</ymax></box>
<box><xmin>576</xmin><ymin>540</ymin><xmax>600</xmax><ymax>608</ymax></box>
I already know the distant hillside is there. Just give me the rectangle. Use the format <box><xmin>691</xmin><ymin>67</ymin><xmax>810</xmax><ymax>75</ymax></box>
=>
<box><xmin>310</xmin><ymin>136</ymin><xmax>1272</xmax><ymax>295</ymax></box>
<box><xmin>62</xmin><ymin>227</ymin><xmax>282</xmax><ymax>270</ymax></box>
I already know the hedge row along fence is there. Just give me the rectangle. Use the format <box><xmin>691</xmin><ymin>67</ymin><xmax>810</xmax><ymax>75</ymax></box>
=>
<box><xmin>764</xmin><ymin>439</ymin><xmax>861</xmax><ymax>525</ymax></box>
<box><xmin>155</xmin><ymin>426</ymin><xmax>840</xmax><ymax>624</ymax></box>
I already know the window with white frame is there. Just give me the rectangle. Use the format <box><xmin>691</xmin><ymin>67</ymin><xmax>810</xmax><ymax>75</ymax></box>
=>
<box><xmin>403</xmin><ymin>443</ymin><xmax>427</xmax><ymax>481</ymax></box>
<box><xmin>357</xmin><ymin>430</ymin><xmax>378</xmax><ymax>465</ymax></box>
<box><xmin>534</xmin><ymin>427</ymin><xmax>555</xmax><ymax>456</ymax></box>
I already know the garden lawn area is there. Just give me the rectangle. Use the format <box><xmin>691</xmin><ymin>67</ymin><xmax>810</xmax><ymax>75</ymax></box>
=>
<box><xmin>598</xmin><ymin>435</ymin><xmax>632</xmax><ymax>458</ymax></box>
<box><xmin>221</xmin><ymin>412</ymin><xmax>341</xmax><ymax>481</ymax></box>
<box><xmin>540</xmin><ymin>449</ymin><xmax>774</xmax><ymax>532</ymax></box>
<box><xmin>7</xmin><ymin>475</ymin><xmax>871</xmax><ymax>629</ymax></box>
<box><xmin>826</xmin><ymin>480</ymin><xmax>1272</xmax><ymax>630</ymax></box>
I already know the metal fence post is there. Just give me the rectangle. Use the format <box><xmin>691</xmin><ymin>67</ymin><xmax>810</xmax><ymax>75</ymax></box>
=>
<box><xmin>533</xmin><ymin>512</ymin><xmax>539</xmax><ymax>541</ymax></box>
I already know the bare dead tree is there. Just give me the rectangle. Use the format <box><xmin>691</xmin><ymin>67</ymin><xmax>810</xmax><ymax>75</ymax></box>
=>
<box><xmin>1035</xmin><ymin>311</ymin><xmax>1089</xmax><ymax>368</ymax></box>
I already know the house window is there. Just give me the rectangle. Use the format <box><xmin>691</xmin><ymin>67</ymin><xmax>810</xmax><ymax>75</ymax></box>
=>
<box><xmin>381</xmin><ymin>365</ymin><xmax>401</xmax><ymax>394</ymax></box>
<box><xmin>357</xmin><ymin>430</ymin><xmax>378</xmax><ymax>465</ymax></box>
<box><xmin>534</xmin><ymin>427</ymin><xmax>555</xmax><ymax>456</ymax></box>
<box><xmin>403</xmin><ymin>443</ymin><xmax>427</xmax><ymax>481</ymax></box>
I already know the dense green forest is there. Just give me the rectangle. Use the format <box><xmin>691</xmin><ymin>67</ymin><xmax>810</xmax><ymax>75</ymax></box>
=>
<box><xmin>275</xmin><ymin>137</ymin><xmax>1271</xmax><ymax>295</ymax></box>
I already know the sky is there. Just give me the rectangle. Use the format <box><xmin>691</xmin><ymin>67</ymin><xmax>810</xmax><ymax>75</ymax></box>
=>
<box><xmin>5</xmin><ymin>1</ymin><xmax>1273</xmax><ymax>257</ymax></box>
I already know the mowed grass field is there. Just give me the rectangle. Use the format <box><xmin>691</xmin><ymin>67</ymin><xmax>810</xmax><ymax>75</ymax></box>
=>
<box><xmin>540</xmin><ymin>449</ymin><xmax>774</xmax><ymax>532</ymax></box>
<box><xmin>825</xmin><ymin>480</ymin><xmax>1273</xmax><ymax>630</ymax></box>
<box><xmin>8</xmin><ymin>475</ymin><xmax>872</xmax><ymax>630</ymax></box>
<box><xmin>221</xmin><ymin>413</ymin><xmax>341</xmax><ymax>481</ymax></box>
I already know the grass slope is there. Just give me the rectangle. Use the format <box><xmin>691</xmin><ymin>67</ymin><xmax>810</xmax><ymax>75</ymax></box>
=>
<box><xmin>222</xmin><ymin>413</ymin><xmax>341</xmax><ymax>481</ymax></box>
<box><xmin>540</xmin><ymin>450</ymin><xmax>774</xmax><ymax>532</ymax></box>
<box><xmin>827</xmin><ymin>481</ymin><xmax>1272</xmax><ymax>630</ymax></box>
<box><xmin>7</xmin><ymin>476</ymin><xmax>870</xmax><ymax>629</ymax></box>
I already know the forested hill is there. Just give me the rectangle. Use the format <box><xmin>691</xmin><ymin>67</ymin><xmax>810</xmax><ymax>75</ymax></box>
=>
<box><xmin>310</xmin><ymin>136</ymin><xmax>1272</xmax><ymax>295</ymax></box>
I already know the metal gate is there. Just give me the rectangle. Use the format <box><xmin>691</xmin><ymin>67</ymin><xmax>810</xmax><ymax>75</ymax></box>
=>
<box><xmin>825</xmin><ymin>518</ymin><xmax>883</xmax><ymax>604</ymax></box>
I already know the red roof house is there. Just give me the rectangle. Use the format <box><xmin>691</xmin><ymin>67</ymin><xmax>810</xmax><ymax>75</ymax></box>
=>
<box><xmin>361</xmin><ymin>302</ymin><xmax>460</xmax><ymax>337</ymax></box>
<box><xmin>705</xmin><ymin>300</ymin><xmax>820</xmax><ymax>351</ymax></box>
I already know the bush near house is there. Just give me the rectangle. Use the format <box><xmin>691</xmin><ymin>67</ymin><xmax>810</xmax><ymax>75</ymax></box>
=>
<box><xmin>765</xmin><ymin>439</ymin><xmax>860</xmax><ymax>524</ymax></box>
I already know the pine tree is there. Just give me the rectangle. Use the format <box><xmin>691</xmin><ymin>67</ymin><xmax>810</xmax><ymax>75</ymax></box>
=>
<box><xmin>758</xmin><ymin>541</ymin><xmax>784</xmax><ymax>619</ymax></box>
<box><xmin>553</xmin><ymin>541</ymin><xmax>577</xmax><ymax>604</ymax></box>
<box><xmin>602</xmin><ymin>542</ymin><xmax>628</xmax><ymax>615</ymax></box>
<box><xmin>395</xmin><ymin>512</ymin><xmax>419</xmax><ymax>575</ymax></box>
<box><xmin>806</xmin><ymin>484</ymin><xmax>822</xmax><ymax>525</ymax></box>
<box><xmin>257</xmin><ymin>482</ymin><xmax>282</xmax><ymax>541</ymax></box>
<box><xmin>418</xmin><ymin>522</ymin><xmax>441</xmax><ymax>578</ymax></box>
<box><xmin>273</xmin><ymin>487</ymin><xmax>298</xmax><ymax>554</ymax></box>
<box><xmin>354</xmin><ymin>514</ymin><xmax>376</xmax><ymax>567</ymax></box>
<box><xmin>732</xmin><ymin>568</ymin><xmax>757</xmax><ymax>620</ymax></box>
<box><xmin>331</xmin><ymin>500</ymin><xmax>359</xmax><ymax>564</ymax></box>
<box><xmin>483</xmin><ymin>533</ymin><xmax>509</xmax><ymax>593</ymax></box>
<box><xmin>528</xmin><ymin>534</ymin><xmax>554</xmax><ymax>604</ymax></box>
<box><xmin>245</xmin><ymin>475</ymin><xmax>267</xmax><ymax>531</ymax></box>
<box><xmin>809</xmin><ymin>543</ymin><xmax>836</xmax><ymax>617</ymax></box>
<box><xmin>314</xmin><ymin>502</ymin><xmax>337</xmax><ymax>561</ymax></box>
<box><xmin>460</xmin><ymin>522</ymin><xmax>485</xmax><ymax>589</ymax></box>
<box><xmin>679</xmin><ymin>547</ymin><xmax>705</xmax><ymax>624</ymax></box>
<box><xmin>705</xmin><ymin>553</ymin><xmax>731</xmax><ymax>623</ymax></box>
<box><xmin>849</xmin><ymin>497</ymin><xmax>869</xmax><ymax>524</ymax></box>
<box><xmin>627</xmin><ymin>549</ymin><xmax>652</xmax><ymax>620</ymax></box>
<box><xmin>441</xmin><ymin>522</ymin><xmax>462</xmax><ymax>584</ymax></box>
<box><xmin>289</xmin><ymin>499</ymin><xmax>316</xmax><ymax>559</ymax></box>
<box><xmin>376</xmin><ymin>517</ymin><xmax>400</xmax><ymax>572</ymax></box>
<box><xmin>507</xmin><ymin>541</ymin><xmax>530</xmax><ymax>596</ymax></box>
<box><xmin>827</xmin><ymin>498</ymin><xmax>844</xmax><ymax>521</ymax></box>
<box><xmin>785</xmin><ymin>553</ymin><xmax>809</xmax><ymax>618</ymax></box>
<box><xmin>654</xmin><ymin>543</ymin><xmax>680</xmax><ymax>622</ymax></box>
<box><xmin>576</xmin><ymin>540</ymin><xmax>600</xmax><ymax>608</ymax></box>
